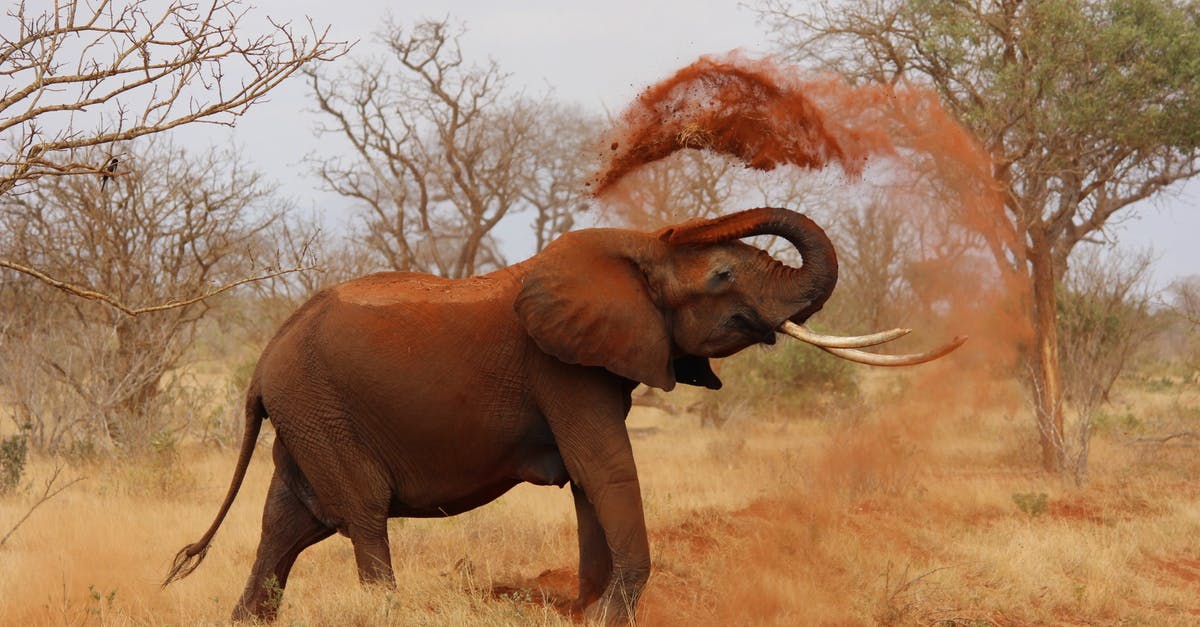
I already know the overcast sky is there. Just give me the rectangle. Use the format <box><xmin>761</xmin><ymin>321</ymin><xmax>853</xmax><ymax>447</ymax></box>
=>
<box><xmin>222</xmin><ymin>1</ymin><xmax>1196</xmax><ymax>288</ymax></box>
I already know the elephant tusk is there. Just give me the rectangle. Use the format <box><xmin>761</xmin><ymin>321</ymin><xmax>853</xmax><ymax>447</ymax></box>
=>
<box><xmin>779</xmin><ymin>321</ymin><xmax>911</xmax><ymax>348</ymax></box>
<box><xmin>812</xmin><ymin>335</ymin><xmax>969</xmax><ymax>367</ymax></box>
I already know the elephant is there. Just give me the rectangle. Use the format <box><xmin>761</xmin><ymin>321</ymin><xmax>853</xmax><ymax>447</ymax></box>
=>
<box><xmin>163</xmin><ymin>207</ymin><xmax>961</xmax><ymax>623</ymax></box>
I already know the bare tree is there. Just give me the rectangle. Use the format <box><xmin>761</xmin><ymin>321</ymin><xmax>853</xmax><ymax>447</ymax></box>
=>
<box><xmin>309</xmin><ymin>18</ymin><xmax>597</xmax><ymax>277</ymax></box>
<box><xmin>1171</xmin><ymin>276</ymin><xmax>1200</xmax><ymax>327</ymax></box>
<box><xmin>0</xmin><ymin>0</ymin><xmax>346</xmax><ymax>310</ymax></box>
<box><xmin>0</xmin><ymin>140</ymin><xmax>297</xmax><ymax>449</ymax></box>
<box><xmin>774</xmin><ymin>185</ymin><xmax>918</xmax><ymax>335</ymax></box>
<box><xmin>521</xmin><ymin>104</ymin><xmax>600</xmax><ymax>253</ymax></box>
<box><xmin>1167</xmin><ymin>275</ymin><xmax>1200</xmax><ymax>379</ymax></box>
<box><xmin>599</xmin><ymin>149</ymin><xmax>744</xmax><ymax>230</ymax></box>
<box><xmin>1057</xmin><ymin>246</ymin><xmax>1158</xmax><ymax>484</ymax></box>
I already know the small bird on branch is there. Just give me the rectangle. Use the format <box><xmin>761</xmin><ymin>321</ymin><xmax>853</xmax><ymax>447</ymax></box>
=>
<box><xmin>100</xmin><ymin>157</ymin><xmax>119</xmax><ymax>191</ymax></box>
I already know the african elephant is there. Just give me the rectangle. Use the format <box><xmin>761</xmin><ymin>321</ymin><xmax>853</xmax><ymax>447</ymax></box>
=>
<box><xmin>163</xmin><ymin>207</ymin><xmax>959</xmax><ymax>623</ymax></box>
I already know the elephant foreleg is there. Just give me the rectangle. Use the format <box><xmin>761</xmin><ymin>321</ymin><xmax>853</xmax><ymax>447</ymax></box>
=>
<box><xmin>234</xmin><ymin>462</ymin><xmax>334</xmax><ymax>622</ymax></box>
<box><xmin>582</xmin><ymin>475</ymin><xmax>651</xmax><ymax>625</ymax></box>
<box><xmin>544</xmin><ymin>373</ymin><xmax>651</xmax><ymax>625</ymax></box>
<box><xmin>571</xmin><ymin>481</ymin><xmax>613</xmax><ymax>614</ymax></box>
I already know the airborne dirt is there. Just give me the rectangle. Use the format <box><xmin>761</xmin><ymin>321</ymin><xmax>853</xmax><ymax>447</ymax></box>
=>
<box><xmin>590</xmin><ymin>54</ymin><xmax>884</xmax><ymax>195</ymax></box>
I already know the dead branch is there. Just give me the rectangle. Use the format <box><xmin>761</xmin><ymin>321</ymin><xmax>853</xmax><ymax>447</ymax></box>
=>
<box><xmin>0</xmin><ymin>258</ymin><xmax>321</xmax><ymax>317</ymax></box>
<box><xmin>1</xmin><ymin>0</ymin><xmax>350</xmax><ymax>196</ymax></box>
<box><xmin>1132</xmin><ymin>431</ymin><xmax>1200</xmax><ymax>445</ymax></box>
<box><xmin>0</xmin><ymin>465</ymin><xmax>85</xmax><ymax>548</ymax></box>
<box><xmin>0</xmin><ymin>0</ymin><xmax>344</xmax><ymax>316</ymax></box>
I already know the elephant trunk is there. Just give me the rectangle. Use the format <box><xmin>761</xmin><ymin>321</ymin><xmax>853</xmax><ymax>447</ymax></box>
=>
<box><xmin>661</xmin><ymin>207</ymin><xmax>838</xmax><ymax>324</ymax></box>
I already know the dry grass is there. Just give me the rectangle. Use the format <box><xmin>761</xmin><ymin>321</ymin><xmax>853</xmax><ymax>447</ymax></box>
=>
<box><xmin>2</xmin><ymin>370</ymin><xmax>1199</xmax><ymax>626</ymax></box>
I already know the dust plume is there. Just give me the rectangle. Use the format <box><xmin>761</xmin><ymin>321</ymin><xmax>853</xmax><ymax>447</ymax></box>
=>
<box><xmin>591</xmin><ymin>53</ymin><xmax>890</xmax><ymax>196</ymax></box>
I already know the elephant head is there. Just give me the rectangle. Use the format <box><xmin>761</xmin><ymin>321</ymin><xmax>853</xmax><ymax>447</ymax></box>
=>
<box><xmin>516</xmin><ymin>207</ymin><xmax>962</xmax><ymax>392</ymax></box>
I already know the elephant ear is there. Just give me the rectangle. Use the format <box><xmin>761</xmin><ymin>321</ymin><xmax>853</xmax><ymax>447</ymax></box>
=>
<box><xmin>515</xmin><ymin>233</ymin><xmax>676</xmax><ymax>391</ymax></box>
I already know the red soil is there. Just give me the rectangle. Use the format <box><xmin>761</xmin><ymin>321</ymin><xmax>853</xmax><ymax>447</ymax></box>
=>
<box><xmin>589</xmin><ymin>52</ymin><xmax>1022</xmax><ymax>374</ymax></box>
<box><xmin>1046</xmin><ymin>497</ymin><xmax>1107</xmax><ymax>524</ymax></box>
<box><xmin>1153</xmin><ymin>557</ymin><xmax>1200</xmax><ymax>585</ymax></box>
<box><xmin>489</xmin><ymin>567</ymin><xmax>577</xmax><ymax>616</ymax></box>
<box><xmin>1142</xmin><ymin>554</ymin><xmax>1200</xmax><ymax>583</ymax></box>
<box><xmin>1147</xmin><ymin>556</ymin><xmax>1200</xmax><ymax>615</ymax></box>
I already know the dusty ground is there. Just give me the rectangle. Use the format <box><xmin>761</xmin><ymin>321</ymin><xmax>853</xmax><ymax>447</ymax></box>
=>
<box><xmin>1</xmin><ymin>371</ymin><xmax>1198</xmax><ymax>625</ymax></box>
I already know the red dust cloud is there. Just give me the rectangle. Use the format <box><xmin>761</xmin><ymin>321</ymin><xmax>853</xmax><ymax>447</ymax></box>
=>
<box><xmin>591</xmin><ymin>54</ymin><xmax>891</xmax><ymax>195</ymax></box>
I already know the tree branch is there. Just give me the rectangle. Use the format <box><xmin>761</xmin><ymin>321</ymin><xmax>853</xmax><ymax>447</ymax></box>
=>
<box><xmin>0</xmin><ymin>257</ymin><xmax>321</xmax><ymax>317</ymax></box>
<box><xmin>0</xmin><ymin>465</ymin><xmax>85</xmax><ymax>548</ymax></box>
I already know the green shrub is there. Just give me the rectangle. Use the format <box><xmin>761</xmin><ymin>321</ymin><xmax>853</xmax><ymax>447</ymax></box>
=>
<box><xmin>1138</xmin><ymin>375</ymin><xmax>1175</xmax><ymax>392</ymax></box>
<box><xmin>113</xmin><ymin>430</ymin><xmax>195</xmax><ymax>498</ymax></box>
<box><xmin>0</xmin><ymin>425</ymin><xmax>31</xmax><ymax>494</ymax></box>
<box><xmin>1093</xmin><ymin>410</ymin><xmax>1142</xmax><ymax>435</ymax></box>
<box><xmin>714</xmin><ymin>341</ymin><xmax>859</xmax><ymax>419</ymax></box>
<box><xmin>1012</xmin><ymin>492</ymin><xmax>1048</xmax><ymax>517</ymax></box>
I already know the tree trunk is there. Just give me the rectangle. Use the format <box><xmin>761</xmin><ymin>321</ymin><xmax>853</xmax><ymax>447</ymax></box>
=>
<box><xmin>114</xmin><ymin>318</ymin><xmax>162</xmax><ymax>445</ymax></box>
<box><xmin>1028</xmin><ymin>233</ymin><xmax>1065</xmax><ymax>472</ymax></box>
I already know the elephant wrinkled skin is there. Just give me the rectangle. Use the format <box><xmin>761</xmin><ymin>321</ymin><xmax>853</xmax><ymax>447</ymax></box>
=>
<box><xmin>164</xmin><ymin>207</ymin><xmax>843</xmax><ymax>623</ymax></box>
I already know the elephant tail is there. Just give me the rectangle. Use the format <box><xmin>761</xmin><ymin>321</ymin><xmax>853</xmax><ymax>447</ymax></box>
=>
<box><xmin>162</xmin><ymin>385</ymin><xmax>267</xmax><ymax>587</ymax></box>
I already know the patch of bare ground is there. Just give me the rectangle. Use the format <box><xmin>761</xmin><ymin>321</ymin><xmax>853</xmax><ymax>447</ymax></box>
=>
<box><xmin>490</xmin><ymin>567</ymin><xmax>577</xmax><ymax>617</ymax></box>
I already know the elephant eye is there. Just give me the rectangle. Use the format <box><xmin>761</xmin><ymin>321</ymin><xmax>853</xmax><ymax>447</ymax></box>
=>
<box><xmin>707</xmin><ymin>265</ymin><xmax>735</xmax><ymax>291</ymax></box>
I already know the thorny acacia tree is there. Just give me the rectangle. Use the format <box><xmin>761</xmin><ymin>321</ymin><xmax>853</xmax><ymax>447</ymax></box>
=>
<box><xmin>760</xmin><ymin>0</ymin><xmax>1200</xmax><ymax>470</ymax></box>
<box><xmin>309</xmin><ymin>18</ymin><xmax>598</xmax><ymax>277</ymax></box>
<box><xmin>0</xmin><ymin>0</ymin><xmax>345</xmax><ymax>313</ymax></box>
<box><xmin>0</xmin><ymin>141</ymin><xmax>295</xmax><ymax>449</ymax></box>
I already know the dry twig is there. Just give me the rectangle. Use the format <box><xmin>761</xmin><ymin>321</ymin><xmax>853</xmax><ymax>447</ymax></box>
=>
<box><xmin>1132</xmin><ymin>431</ymin><xmax>1200</xmax><ymax>446</ymax></box>
<box><xmin>0</xmin><ymin>258</ymin><xmax>320</xmax><ymax>317</ymax></box>
<box><xmin>0</xmin><ymin>465</ymin><xmax>85</xmax><ymax>548</ymax></box>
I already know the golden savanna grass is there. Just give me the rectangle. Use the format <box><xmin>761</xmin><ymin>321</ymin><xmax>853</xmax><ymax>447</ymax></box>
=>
<box><xmin>2</xmin><ymin>366</ymin><xmax>1199</xmax><ymax>625</ymax></box>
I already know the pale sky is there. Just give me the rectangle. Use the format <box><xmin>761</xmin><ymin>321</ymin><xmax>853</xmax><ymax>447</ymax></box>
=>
<box><xmin>219</xmin><ymin>1</ymin><xmax>1196</xmax><ymax>288</ymax></box>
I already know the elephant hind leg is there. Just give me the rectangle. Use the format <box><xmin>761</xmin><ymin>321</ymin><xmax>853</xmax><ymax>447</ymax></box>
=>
<box><xmin>273</xmin><ymin>412</ymin><xmax>397</xmax><ymax>591</ymax></box>
<box><xmin>233</xmin><ymin>464</ymin><xmax>334</xmax><ymax>622</ymax></box>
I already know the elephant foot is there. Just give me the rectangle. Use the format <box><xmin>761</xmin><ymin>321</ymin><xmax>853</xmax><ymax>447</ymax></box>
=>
<box><xmin>570</xmin><ymin>579</ymin><xmax>606</xmax><ymax>617</ymax></box>
<box><xmin>232</xmin><ymin>600</ymin><xmax>276</xmax><ymax>624</ymax></box>
<box><xmin>569</xmin><ymin>595</ymin><xmax>594</xmax><ymax>618</ymax></box>
<box><xmin>232</xmin><ymin>575</ymin><xmax>286</xmax><ymax>623</ymax></box>
<box><xmin>583</xmin><ymin>599</ymin><xmax>636</xmax><ymax>625</ymax></box>
<box><xmin>582</xmin><ymin>570</ymin><xmax>647</xmax><ymax>625</ymax></box>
